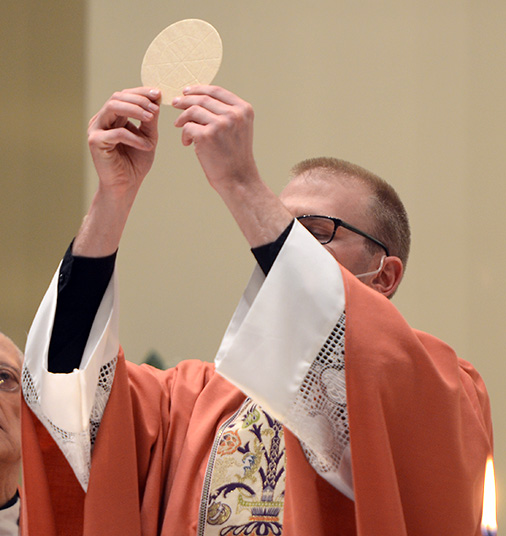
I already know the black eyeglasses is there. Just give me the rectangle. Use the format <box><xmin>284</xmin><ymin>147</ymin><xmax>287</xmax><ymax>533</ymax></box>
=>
<box><xmin>297</xmin><ymin>215</ymin><xmax>390</xmax><ymax>257</ymax></box>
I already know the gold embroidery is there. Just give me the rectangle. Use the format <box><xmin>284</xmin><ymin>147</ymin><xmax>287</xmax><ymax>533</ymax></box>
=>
<box><xmin>204</xmin><ymin>399</ymin><xmax>286</xmax><ymax>536</ymax></box>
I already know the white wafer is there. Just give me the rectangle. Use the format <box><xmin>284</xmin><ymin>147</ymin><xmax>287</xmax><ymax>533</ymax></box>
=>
<box><xmin>141</xmin><ymin>19</ymin><xmax>223</xmax><ymax>104</ymax></box>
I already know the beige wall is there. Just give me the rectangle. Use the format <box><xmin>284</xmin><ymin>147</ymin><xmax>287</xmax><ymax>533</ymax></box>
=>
<box><xmin>1</xmin><ymin>2</ymin><xmax>85</xmax><ymax>348</ymax></box>
<box><xmin>3</xmin><ymin>0</ymin><xmax>504</xmax><ymax>528</ymax></box>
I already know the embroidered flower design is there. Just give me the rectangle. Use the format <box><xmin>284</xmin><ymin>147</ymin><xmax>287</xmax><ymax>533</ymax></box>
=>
<box><xmin>218</xmin><ymin>430</ymin><xmax>242</xmax><ymax>456</ymax></box>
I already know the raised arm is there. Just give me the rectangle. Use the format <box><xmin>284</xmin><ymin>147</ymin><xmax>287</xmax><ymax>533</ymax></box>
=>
<box><xmin>74</xmin><ymin>87</ymin><xmax>161</xmax><ymax>257</ymax></box>
<box><xmin>48</xmin><ymin>88</ymin><xmax>161</xmax><ymax>371</ymax></box>
<box><xmin>172</xmin><ymin>85</ymin><xmax>293</xmax><ymax>247</ymax></box>
<box><xmin>23</xmin><ymin>88</ymin><xmax>161</xmax><ymax>492</ymax></box>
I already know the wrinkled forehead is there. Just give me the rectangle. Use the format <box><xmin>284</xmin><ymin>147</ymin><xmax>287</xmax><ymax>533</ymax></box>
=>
<box><xmin>0</xmin><ymin>334</ymin><xmax>22</xmax><ymax>370</ymax></box>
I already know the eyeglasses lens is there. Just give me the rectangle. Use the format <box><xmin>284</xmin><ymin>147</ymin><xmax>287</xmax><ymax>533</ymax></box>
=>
<box><xmin>299</xmin><ymin>216</ymin><xmax>334</xmax><ymax>244</ymax></box>
<box><xmin>0</xmin><ymin>369</ymin><xmax>19</xmax><ymax>392</ymax></box>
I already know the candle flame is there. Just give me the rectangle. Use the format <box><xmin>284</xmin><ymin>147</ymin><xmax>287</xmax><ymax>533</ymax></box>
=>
<box><xmin>481</xmin><ymin>456</ymin><xmax>497</xmax><ymax>532</ymax></box>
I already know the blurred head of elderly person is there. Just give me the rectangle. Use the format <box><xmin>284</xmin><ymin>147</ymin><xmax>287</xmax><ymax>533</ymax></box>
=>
<box><xmin>0</xmin><ymin>333</ymin><xmax>22</xmax><ymax>507</ymax></box>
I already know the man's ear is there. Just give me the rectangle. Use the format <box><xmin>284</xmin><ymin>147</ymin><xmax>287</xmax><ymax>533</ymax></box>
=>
<box><xmin>370</xmin><ymin>256</ymin><xmax>404</xmax><ymax>298</ymax></box>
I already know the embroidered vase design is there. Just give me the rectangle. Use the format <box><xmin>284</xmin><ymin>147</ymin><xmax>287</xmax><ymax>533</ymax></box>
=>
<box><xmin>205</xmin><ymin>400</ymin><xmax>286</xmax><ymax>536</ymax></box>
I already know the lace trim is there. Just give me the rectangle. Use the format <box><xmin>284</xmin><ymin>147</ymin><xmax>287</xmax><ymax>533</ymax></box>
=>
<box><xmin>90</xmin><ymin>358</ymin><xmax>117</xmax><ymax>447</ymax></box>
<box><xmin>22</xmin><ymin>356</ymin><xmax>117</xmax><ymax>491</ymax></box>
<box><xmin>287</xmin><ymin>312</ymin><xmax>349</xmax><ymax>475</ymax></box>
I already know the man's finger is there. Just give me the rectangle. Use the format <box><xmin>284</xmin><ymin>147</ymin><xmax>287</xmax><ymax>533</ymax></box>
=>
<box><xmin>181</xmin><ymin>85</ymin><xmax>242</xmax><ymax>106</ymax></box>
<box><xmin>173</xmin><ymin>105</ymin><xmax>220</xmax><ymax>129</ymax></box>
<box><xmin>92</xmin><ymin>88</ymin><xmax>161</xmax><ymax>131</ymax></box>
<box><xmin>172</xmin><ymin>93</ymin><xmax>230</xmax><ymax>117</ymax></box>
<box><xmin>94</xmin><ymin>102</ymin><xmax>156</xmax><ymax>131</ymax></box>
<box><xmin>89</xmin><ymin>126</ymin><xmax>156</xmax><ymax>153</ymax></box>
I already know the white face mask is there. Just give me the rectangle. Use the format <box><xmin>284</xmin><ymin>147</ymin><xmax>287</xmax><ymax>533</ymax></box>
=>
<box><xmin>355</xmin><ymin>255</ymin><xmax>386</xmax><ymax>280</ymax></box>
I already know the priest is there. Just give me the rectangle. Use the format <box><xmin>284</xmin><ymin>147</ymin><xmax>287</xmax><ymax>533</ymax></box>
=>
<box><xmin>21</xmin><ymin>86</ymin><xmax>493</xmax><ymax>535</ymax></box>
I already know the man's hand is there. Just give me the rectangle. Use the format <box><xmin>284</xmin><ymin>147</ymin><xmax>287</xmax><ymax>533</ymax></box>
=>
<box><xmin>73</xmin><ymin>87</ymin><xmax>161</xmax><ymax>257</ymax></box>
<box><xmin>88</xmin><ymin>87</ymin><xmax>161</xmax><ymax>197</ymax></box>
<box><xmin>172</xmin><ymin>86</ymin><xmax>293</xmax><ymax>247</ymax></box>
<box><xmin>172</xmin><ymin>86</ymin><xmax>258</xmax><ymax>194</ymax></box>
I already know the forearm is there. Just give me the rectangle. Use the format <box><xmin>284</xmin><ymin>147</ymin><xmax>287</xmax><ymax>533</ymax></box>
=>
<box><xmin>172</xmin><ymin>86</ymin><xmax>293</xmax><ymax>248</ymax></box>
<box><xmin>214</xmin><ymin>174</ymin><xmax>293</xmax><ymax>249</ymax></box>
<box><xmin>72</xmin><ymin>185</ymin><xmax>137</xmax><ymax>257</ymax></box>
<box><xmin>75</xmin><ymin>87</ymin><xmax>161</xmax><ymax>257</ymax></box>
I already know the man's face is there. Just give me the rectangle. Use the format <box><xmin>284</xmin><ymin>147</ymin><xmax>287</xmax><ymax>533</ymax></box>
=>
<box><xmin>279</xmin><ymin>172</ymin><xmax>382</xmax><ymax>278</ymax></box>
<box><xmin>0</xmin><ymin>334</ymin><xmax>21</xmax><ymax>465</ymax></box>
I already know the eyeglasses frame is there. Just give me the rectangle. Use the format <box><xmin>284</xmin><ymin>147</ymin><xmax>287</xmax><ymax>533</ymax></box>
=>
<box><xmin>0</xmin><ymin>366</ymin><xmax>21</xmax><ymax>392</ymax></box>
<box><xmin>297</xmin><ymin>214</ymin><xmax>390</xmax><ymax>257</ymax></box>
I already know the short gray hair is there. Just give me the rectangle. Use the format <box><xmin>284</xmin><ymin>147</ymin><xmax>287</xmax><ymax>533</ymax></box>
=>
<box><xmin>290</xmin><ymin>157</ymin><xmax>411</xmax><ymax>269</ymax></box>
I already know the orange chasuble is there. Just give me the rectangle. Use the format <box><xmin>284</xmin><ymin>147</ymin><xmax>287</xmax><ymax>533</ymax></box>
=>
<box><xmin>20</xmin><ymin>268</ymin><xmax>492</xmax><ymax>535</ymax></box>
<box><xmin>343</xmin><ymin>272</ymin><xmax>493</xmax><ymax>535</ymax></box>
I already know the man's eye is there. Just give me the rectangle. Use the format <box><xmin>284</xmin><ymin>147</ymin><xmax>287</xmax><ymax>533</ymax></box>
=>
<box><xmin>305</xmin><ymin>223</ymin><xmax>331</xmax><ymax>241</ymax></box>
<box><xmin>309</xmin><ymin>229</ymin><xmax>327</xmax><ymax>240</ymax></box>
<box><xmin>0</xmin><ymin>370</ymin><xmax>19</xmax><ymax>391</ymax></box>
